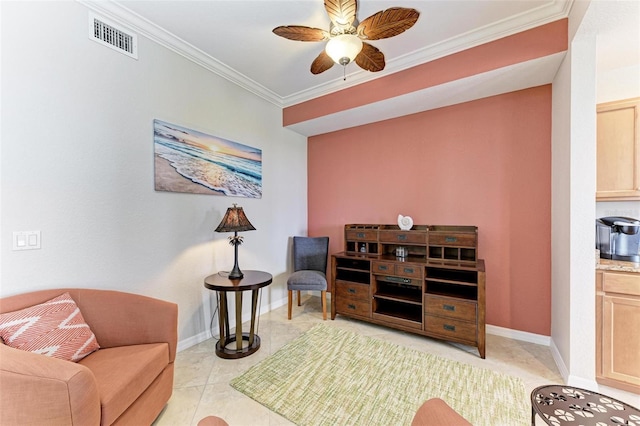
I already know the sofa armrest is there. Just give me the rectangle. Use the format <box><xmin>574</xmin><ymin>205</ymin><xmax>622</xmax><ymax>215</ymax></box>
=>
<box><xmin>0</xmin><ymin>343</ymin><xmax>101</xmax><ymax>425</ymax></box>
<box><xmin>73</xmin><ymin>290</ymin><xmax>178</xmax><ymax>362</ymax></box>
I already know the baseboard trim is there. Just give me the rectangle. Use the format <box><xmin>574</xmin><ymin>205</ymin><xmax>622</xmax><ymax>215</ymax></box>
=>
<box><xmin>549</xmin><ymin>338</ymin><xmax>569</xmax><ymax>382</ymax></box>
<box><xmin>180</xmin><ymin>302</ymin><xmax>551</xmax><ymax>352</ymax></box>
<box><xmin>177</xmin><ymin>330</ymin><xmax>211</xmax><ymax>352</ymax></box>
<box><xmin>486</xmin><ymin>324</ymin><xmax>551</xmax><ymax>346</ymax></box>
<box><xmin>567</xmin><ymin>374</ymin><xmax>598</xmax><ymax>390</ymax></box>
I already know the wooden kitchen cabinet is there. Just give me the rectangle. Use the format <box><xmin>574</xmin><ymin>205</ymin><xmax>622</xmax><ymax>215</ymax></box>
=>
<box><xmin>596</xmin><ymin>270</ymin><xmax>640</xmax><ymax>393</ymax></box>
<box><xmin>596</xmin><ymin>97</ymin><xmax>640</xmax><ymax>200</ymax></box>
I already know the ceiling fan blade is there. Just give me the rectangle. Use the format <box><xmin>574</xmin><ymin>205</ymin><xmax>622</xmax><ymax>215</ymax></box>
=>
<box><xmin>324</xmin><ymin>0</ymin><xmax>357</xmax><ymax>29</ymax></box>
<box><xmin>357</xmin><ymin>8</ymin><xmax>420</xmax><ymax>40</ymax></box>
<box><xmin>273</xmin><ymin>26</ymin><xmax>329</xmax><ymax>42</ymax></box>
<box><xmin>355</xmin><ymin>42</ymin><xmax>385</xmax><ymax>72</ymax></box>
<box><xmin>311</xmin><ymin>50</ymin><xmax>335</xmax><ymax>74</ymax></box>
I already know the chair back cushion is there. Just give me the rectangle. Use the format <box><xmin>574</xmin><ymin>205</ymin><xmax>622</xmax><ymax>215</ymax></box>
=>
<box><xmin>293</xmin><ymin>236</ymin><xmax>329</xmax><ymax>273</ymax></box>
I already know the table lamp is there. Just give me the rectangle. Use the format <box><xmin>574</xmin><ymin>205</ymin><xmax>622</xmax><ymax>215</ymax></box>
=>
<box><xmin>215</xmin><ymin>204</ymin><xmax>256</xmax><ymax>279</ymax></box>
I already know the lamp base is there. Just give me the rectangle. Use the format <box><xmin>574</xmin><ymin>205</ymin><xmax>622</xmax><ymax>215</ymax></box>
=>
<box><xmin>227</xmin><ymin>231</ymin><xmax>244</xmax><ymax>279</ymax></box>
<box><xmin>228</xmin><ymin>267</ymin><xmax>244</xmax><ymax>280</ymax></box>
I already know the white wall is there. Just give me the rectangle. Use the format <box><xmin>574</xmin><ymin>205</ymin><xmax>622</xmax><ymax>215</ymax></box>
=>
<box><xmin>0</xmin><ymin>1</ymin><xmax>308</xmax><ymax>348</ymax></box>
<box><xmin>567</xmin><ymin>31</ymin><xmax>598</xmax><ymax>387</ymax></box>
<box><xmin>597</xmin><ymin>64</ymin><xmax>640</xmax><ymax>103</ymax></box>
<box><xmin>596</xmin><ymin>201</ymin><xmax>640</xmax><ymax>222</ymax></box>
<box><xmin>551</xmin><ymin>41</ymin><xmax>573</xmax><ymax>382</ymax></box>
<box><xmin>551</xmin><ymin>0</ymin><xmax>592</xmax><ymax>383</ymax></box>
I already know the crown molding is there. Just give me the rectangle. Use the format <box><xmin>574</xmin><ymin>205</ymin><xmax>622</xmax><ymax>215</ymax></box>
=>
<box><xmin>78</xmin><ymin>0</ymin><xmax>283</xmax><ymax>107</ymax></box>
<box><xmin>78</xmin><ymin>0</ymin><xmax>572</xmax><ymax>109</ymax></box>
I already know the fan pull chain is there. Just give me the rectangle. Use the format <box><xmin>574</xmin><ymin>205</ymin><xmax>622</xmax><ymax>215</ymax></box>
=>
<box><xmin>343</xmin><ymin>66</ymin><xmax>347</xmax><ymax>81</ymax></box>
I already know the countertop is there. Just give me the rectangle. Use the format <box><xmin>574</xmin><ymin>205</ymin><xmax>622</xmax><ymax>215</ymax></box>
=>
<box><xmin>596</xmin><ymin>257</ymin><xmax>640</xmax><ymax>274</ymax></box>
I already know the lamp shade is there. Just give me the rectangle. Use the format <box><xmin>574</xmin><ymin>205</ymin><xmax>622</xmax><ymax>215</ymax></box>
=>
<box><xmin>215</xmin><ymin>204</ymin><xmax>256</xmax><ymax>233</ymax></box>
<box><xmin>325</xmin><ymin>34</ymin><xmax>363</xmax><ymax>66</ymax></box>
<box><xmin>215</xmin><ymin>204</ymin><xmax>255</xmax><ymax>280</ymax></box>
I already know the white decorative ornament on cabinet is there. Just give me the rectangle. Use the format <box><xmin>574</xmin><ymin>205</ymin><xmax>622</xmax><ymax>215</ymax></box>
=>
<box><xmin>398</xmin><ymin>214</ymin><xmax>413</xmax><ymax>230</ymax></box>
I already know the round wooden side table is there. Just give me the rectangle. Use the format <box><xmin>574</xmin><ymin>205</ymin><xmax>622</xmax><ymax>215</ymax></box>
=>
<box><xmin>531</xmin><ymin>384</ymin><xmax>640</xmax><ymax>425</ymax></box>
<box><xmin>204</xmin><ymin>270</ymin><xmax>272</xmax><ymax>359</ymax></box>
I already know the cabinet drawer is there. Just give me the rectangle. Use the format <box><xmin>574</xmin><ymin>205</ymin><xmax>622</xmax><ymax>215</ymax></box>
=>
<box><xmin>372</xmin><ymin>312</ymin><xmax>423</xmax><ymax>330</ymax></box>
<box><xmin>429</xmin><ymin>233</ymin><xmax>476</xmax><ymax>247</ymax></box>
<box><xmin>372</xmin><ymin>261</ymin><xmax>423</xmax><ymax>279</ymax></box>
<box><xmin>395</xmin><ymin>264</ymin><xmax>423</xmax><ymax>279</ymax></box>
<box><xmin>336</xmin><ymin>297</ymin><xmax>370</xmax><ymax>318</ymax></box>
<box><xmin>603</xmin><ymin>272</ymin><xmax>640</xmax><ymax>296</ymax></box>
<box><xmin>335</xmin><ymin>281</ymin><xmax>369</xmax><ymax>301</ymax></box>
<box><xmin>379</xmin><ymin>231</ymin><xmax>427</xmax><ymax>244</ymax></box>
<box><xmin>425</xmin><ymin>295</ymin><xmax>476</xmax><ymax>321</ymax></box>
<box><xmin>372</xmin><ymin>261</ymin><xmax>396</xmax><ymax>274</ymax></box>
<box><xmin>346</xmin><ymin>230</ymin><xmax>378</xmax><ymax>241</ymax></box>
<box><xmin>425</xmin><ymin>315</ymin><xmax>477</xmax><ymax>342</ymax></box>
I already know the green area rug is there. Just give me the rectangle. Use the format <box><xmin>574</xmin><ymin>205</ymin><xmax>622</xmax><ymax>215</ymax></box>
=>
<box><xmin>230</xmin><ymin>324</ymin><xmax>528</xmax><ymax>426</ymax></box>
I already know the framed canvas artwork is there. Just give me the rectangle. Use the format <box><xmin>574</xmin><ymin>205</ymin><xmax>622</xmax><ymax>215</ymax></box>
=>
<box><xmin>153</xmin><ymin>119</ymin><xmax>262</xmax><ymax>198</ymax></box>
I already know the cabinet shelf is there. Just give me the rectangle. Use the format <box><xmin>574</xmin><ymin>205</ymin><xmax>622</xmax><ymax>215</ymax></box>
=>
<box><xmin>336</xmin><ymin>269</ymin><xmax>370</xmax><ymax>284</ymax></box>
<box><xmin>335</xmin><ymin>257</ymin><xmax>370</xmax><ymax>270</ymax></box>
<box><xmin>426</xmin><ymin>267</ymin><xmax>478</xmax><ymax>284</ymax></box>
<box><xmin>374</xmin><ymin>277</ymin><xmax>422</xmax><ymax>305</ymax></box>
<box><xmin>373</xmin><ymin>299</ymin><xmax>422</xmax><ymax>323</ymax></box>
<box><xmin>337</xmin><ymin>266</ymin><xmax>368</xmax><ymax>273</ymax></box>
<box><xmin>346</xmin><ymin>241</ymin><xmax>379</xmax><ymax>255</ymax></box>
<box><xmin>374</xmin><ymin>292</ymin><xmax>422</xmax><ymax>305</ymax></box>
<box><xmin>426</xmin><ymin>288</ymin><xmax>477</xmax><ymax>301</ymax></box>
<box><xmin>426</xmin><ymin>278</ymin><xmax>478</xmax><ymax>287</ymax></box>
<box><xmin>379</xmin><ymin>254</ymin><xmax>427</xmax><ymax>264</ymax></box>
<box><xmin>429</xmin><ymin>246</ymin><xmax>476</xmax><ymax>262</ymax></box>
<box><xmin>426</xmin><ymin>280</ymin><xmax>478</xmax><ymax>300</ymax></box>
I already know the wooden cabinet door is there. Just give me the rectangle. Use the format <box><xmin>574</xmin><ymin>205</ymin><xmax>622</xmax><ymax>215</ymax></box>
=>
<box><xmin>596</xmin><ymin>98</ymin><xmax>640</xmax><ymax>200</ymax></box>
<box><xmin>600</xmin><ymin>294</ymin><xmax>640</xmax><ymax>392</ymax></box>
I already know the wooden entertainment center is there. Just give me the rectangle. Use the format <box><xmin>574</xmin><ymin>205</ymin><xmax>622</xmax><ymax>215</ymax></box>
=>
<box><xmin>331</xmin><ymin>224</ymin><xmax>486</xmax><ymax>358</ymax></box>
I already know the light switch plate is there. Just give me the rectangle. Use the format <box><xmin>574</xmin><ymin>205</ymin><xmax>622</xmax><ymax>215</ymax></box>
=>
<box><xmin>13</xmin><ymin>231</ymin><xmax>41</xmax><ymax>250</ymax></box>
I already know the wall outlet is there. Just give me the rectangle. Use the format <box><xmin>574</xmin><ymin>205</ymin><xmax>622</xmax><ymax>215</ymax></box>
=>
<box><xmin>12</xmin><ymin>231</ymin><xmax>41</xmax><ymax>251</ymax></box>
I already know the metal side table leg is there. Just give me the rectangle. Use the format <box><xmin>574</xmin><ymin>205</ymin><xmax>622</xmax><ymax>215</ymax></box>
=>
<box><xmin>235</xmin><ymin>291</ymin><xmax>243</xmax><ymax>351</ymax></box>
<box><xmin>249</xmin><ymin>289</ymin><xmax>259</xmax><ymax>346</ymax></box>
<box><xmin>218</xmin><ymin>291</ymin><xmax>228</xmax><ymax>348</ymax></box>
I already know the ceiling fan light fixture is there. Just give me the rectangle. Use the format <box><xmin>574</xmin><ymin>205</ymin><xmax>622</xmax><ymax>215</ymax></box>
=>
<box><xmin>272</xmin><ymin>0</ymin><xmax>420</xmax><ymax>76</ymax></box>
<box><xmin>325</xmin><ymin>34</ymin><xmax>363</xmax><ymax>66</ymax></box>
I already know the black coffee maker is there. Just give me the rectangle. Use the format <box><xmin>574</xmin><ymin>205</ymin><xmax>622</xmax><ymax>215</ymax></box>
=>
<box><xmin>596</xmin><ymin>216</ymin><xmax>640</xmax><ymax>262</ymax></box>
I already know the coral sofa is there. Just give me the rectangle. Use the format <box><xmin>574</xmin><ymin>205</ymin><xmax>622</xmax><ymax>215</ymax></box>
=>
<box><xmin>0</xmin><ymin>288</ymin><xmax>177</xmax><ymax>425</ymax></box>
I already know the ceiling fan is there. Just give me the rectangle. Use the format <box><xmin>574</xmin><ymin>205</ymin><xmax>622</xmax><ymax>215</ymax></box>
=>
<box><xmin>272</xmin><ymin>0</ymin><xmax>420</xmax><ymax>76</ymax></box>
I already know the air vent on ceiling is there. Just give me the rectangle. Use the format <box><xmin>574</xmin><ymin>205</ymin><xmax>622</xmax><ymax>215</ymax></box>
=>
<box><xmin>88</xmin><ymin>12</ymin><xmax>138</xmax><ymax>59</ymax></box>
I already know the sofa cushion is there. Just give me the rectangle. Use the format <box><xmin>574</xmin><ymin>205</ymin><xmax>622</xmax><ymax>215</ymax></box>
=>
<box><xmin>411</xmin><ymin>398</ymin><xmax>472</xmax><ymax>426</ymax></box>
<box><xmin>0</xmin><ymin>292</ymin><xmax>100</xmax><ymax>362</ymax></box>
<box><xmin>79</xmin><ymin>343</ymin><xmax>169</xmax><ymax>425</ymax></box>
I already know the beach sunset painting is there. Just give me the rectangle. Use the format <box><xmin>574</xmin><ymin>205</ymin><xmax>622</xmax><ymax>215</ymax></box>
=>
<box><xmin>154</xmin><ymin>119</ymin><xmax>262</xmax><ymax>198</ymax></box>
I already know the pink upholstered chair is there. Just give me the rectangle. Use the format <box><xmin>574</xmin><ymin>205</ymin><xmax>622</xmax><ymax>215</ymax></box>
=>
<box><xmin>0</xmin><ymin>288</ymin><xmax>177</xmax><ymax>425</ymax></box>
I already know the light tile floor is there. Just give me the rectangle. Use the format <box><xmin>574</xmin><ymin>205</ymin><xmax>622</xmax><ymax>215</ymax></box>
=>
<box><xmin>154</xmin><ymin>296</ymin><xmax>639</xmax><ymax>426</ymax></box>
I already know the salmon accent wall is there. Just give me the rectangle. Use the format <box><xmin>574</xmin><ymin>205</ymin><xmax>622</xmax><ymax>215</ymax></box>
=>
<box><xmin>284</xmin><ymin>19</ymin><xmax>567</xmax><ymax>127</ymax></box>
<box><xmin>308</xmin><ymin>85</ymin><xmax>552</xmax><ymax>336</ymax></box>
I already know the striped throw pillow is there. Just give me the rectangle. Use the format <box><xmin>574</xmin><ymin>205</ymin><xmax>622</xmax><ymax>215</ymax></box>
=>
<box><xmin>0</xmin><ymin>292</ymin><xmax>100</xmax><ymax>362</ymax></box>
